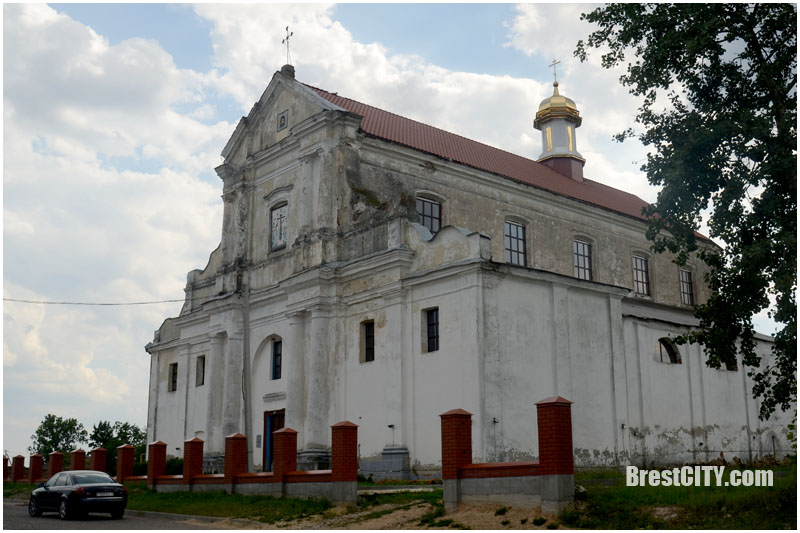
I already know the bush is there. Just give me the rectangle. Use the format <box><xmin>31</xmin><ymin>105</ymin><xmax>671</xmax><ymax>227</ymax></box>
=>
<box><xmin>165</xmin><ymin>457</ymin><xmax>183</xmax><ymax>475</ymax></box>
<box><xmin>533</xmin><ymin>517</ymin><xmax>547</xmax><ymax>526</ymax></box>
<box><xmin>133</xmin><ymin>461</ymin><xmax>147</xmax><ymax>476</ymax></box>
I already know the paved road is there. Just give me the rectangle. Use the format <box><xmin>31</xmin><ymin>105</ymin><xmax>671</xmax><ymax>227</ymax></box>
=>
<box><xmin>3</xmin><ymin>500</ymin><xmax>217</xmax><ymax>530</ymax></box>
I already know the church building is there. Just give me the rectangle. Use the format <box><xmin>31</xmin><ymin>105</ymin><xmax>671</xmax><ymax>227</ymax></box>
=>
<box><xmin>145</xmin><ymin>65</ymin><xmax>789</xmax><ymax>476</ymax></box>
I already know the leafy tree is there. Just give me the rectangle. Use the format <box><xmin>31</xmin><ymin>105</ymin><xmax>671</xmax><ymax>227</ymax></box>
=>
<box><xmin>88</xmin><ymin>420</ymin><xmax>146</xmax><ymax>475</ymax></box>
<box><xmin>28</xmin><ymin>414</ymin><xmax>88</xmax><ymax>456</ymax></box>
<box><xmin>576</xmin><ymin>3</ymin><xmax>796</xmax><ymax>419</ymax></box>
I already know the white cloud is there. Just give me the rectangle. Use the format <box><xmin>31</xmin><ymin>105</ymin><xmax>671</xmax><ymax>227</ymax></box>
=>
<box><xmin>3</xmin><ymin>3</ymin><xmax>224</xmax><ymax>455</ymax></box>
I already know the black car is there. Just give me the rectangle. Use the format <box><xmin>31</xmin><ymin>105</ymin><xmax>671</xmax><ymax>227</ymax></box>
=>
<box><xmin>28</xmin><ymin>470</ymin><xmax>127</xmax><ymax>520</ymax></box>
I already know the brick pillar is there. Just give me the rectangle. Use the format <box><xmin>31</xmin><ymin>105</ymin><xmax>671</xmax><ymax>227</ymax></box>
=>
<box><xmin>272</xmin><ymin>428</ymin><xmax>297</xmax><ymax>482</ymax></box>
<box><xmin>90</xmin><ymin>447</ymin><xmax>107</xmax><ymax>473</ymax></box>
<box><xmin>147</xmin><ymin>441</ymin><xmax>167</xmax><ymax>486</ymax></box>
<box><xmin>48</xmin><ymin>452</ymin><xmax>63</xmax><ymax>478</ymax></box>
<box><xmin>11</xmin><ymin>455</ymin><xmax>25</xmax><ymax>481</ymax></box>
<box><xmin>536</xmin><ymin>397</ymin><xmax>574</xmax><ymax>475</ymax></box>
<box><xmin>3</xmin><ymin>456</ymin><xmax>8</xmax><ymax>480</ymax></box>
<box><xmin>183</xmin><ymin>438</ymin><xmax>204</xmax><ymax>483</ymax></box>
<box><xmin>28</xmin><ymin>454</ymin><xmax>43</xmax><ymax>483</ymax></box>
<box><xmin>440</xmin><ymin>409</ymin><xmax>473</xmax><ymax>479</ymax></box>
<box><xmin>116</xmin><ymin>444</ymin><xmax>135</xmax><ymax>482</ymax></box>
<box><xmin>224</xmin><ymin>433</ymin><xmax>248</xmax><ymax>483</ymax></box>
<box><xmin>331</xmin><ymin>422</ymin><xmax>358</xmax><ymax>482</ymax></box>
<box><xmin>70</xmin><ymin>449</ymin><xmax>86</xmax><ymax>471</ymax></box>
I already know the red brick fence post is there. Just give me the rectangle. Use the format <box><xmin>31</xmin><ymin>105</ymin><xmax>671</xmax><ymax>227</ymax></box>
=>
<box><xmin>224</xmin><ymin>434</ymin><xmax>248</xmax><ymax>484</ymax></box>
<box><xmin>183</xmin><ymin>438</ymin><xmax>204</xmax><ymax>484</ymax></box>
<box><xmin>147</xmin><ymin>441</ymin><xmax>167</xmax><ymax>488</ymax></box>
<box><xmin>440</xmin><ymin>409</ymin><xmax>473</xmax><ymax>511</ymax></box>
<box><xmin>117</xmin><ymin>444</ymin><xmax>135</xmax><ymax>483</ymax></box>
<box><xmin>90</xmin><ymin>447</ymin><xmax>107</xmax><ymax>473</ymax></box>
<box><xmin>3</xmin><ymin>456</ymin><xmax>8</xmax><ymax>480</ymax></box>
<box><xmin>272</xmin><ymin>428</ymin><xmax>297</xmax><ymax>484</ymax></box>
<box><xmin>28</xmin><ymin>454</ymin><xmax>43</xmax><ymax>483</ymax></box>
<box><xmin>48</xmin><ymin>452</ymin><xmax>63</xmax><ymax>478</ymax></box>
<box><xmin>71</xmin><ymin>449</ymin><xmax>86</xmax><ymax>471</ymax></box>
<box><xmin>536</xmin><ymin>396</ymin><xmax>574</xmax><ymax>512</ymax></box>
<box><xmin>11</xmin><ymin>455</ymin><xmax>25</xmax><ymax>482</ymax></box>
<box><xmin>331</xmin><ymin>421</ymin><xmax>358</xmax><ymax>503</ymax></box>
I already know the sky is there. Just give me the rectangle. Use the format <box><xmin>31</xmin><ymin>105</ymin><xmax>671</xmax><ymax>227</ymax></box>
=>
<box><xmin>2</xmin><ymin>2</ymin><xmax>781</xmax><ymax>458</ymax></box>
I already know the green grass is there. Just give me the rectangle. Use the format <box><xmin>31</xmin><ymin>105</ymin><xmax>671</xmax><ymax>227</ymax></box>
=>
<box><xmin>4</xmin><ymin>481</ymin><xmax>36</xmax><ymax>499</ymax></box>
<box><xmin>567</xmin><ymin>465</ymin><xmax>797</xmax><ymax>529</ymax></box>
<box><xmin>124</xmin><ymin>482</ymin><xmax>331</xmax><ymax>524</ymax></box>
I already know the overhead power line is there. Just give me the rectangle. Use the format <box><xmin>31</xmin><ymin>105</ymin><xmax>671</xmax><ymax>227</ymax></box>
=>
<box><xmin>3</xmin><ymin>298</ymin><xmax>184</xmax><ymax>306</ymax></box>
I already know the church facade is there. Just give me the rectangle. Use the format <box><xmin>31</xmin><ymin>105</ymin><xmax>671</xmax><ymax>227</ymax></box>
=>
<box><xmin>145</xmin><ymin>65</ymin><xmax>790</xmax><ymax>475</ymax></box>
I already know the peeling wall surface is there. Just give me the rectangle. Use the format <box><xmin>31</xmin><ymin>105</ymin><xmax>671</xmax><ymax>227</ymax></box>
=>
<box><xmin>145</xmin><ymin>69</ymin><xmax>792</xmax><ymax>472</ymax></box>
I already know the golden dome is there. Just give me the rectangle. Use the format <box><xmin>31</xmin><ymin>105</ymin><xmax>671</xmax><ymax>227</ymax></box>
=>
<box><xmin>534</xmin><ymin>82</ymin><xmax>581</xmax><ymax>129</ymax></box>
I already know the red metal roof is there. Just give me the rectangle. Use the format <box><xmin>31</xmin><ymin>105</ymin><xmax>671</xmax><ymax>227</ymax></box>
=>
<box><xmin>308</xmin><ymin>85</ymin><xmax>652</xmax><ymax>223</ymax></box>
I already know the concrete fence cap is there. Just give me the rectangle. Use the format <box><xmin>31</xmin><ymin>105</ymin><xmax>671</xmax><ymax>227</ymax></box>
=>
<box><xmin>331</xmin><ymin>421</ymin><xmax>358</xmax><ymax>428</ymax></box>
<box><xmin>273</xmin><ymin>427</ymin><xmax>298</xmax><ymax>435</ymax></box>
<box><xmin>535</xmin><ymin>396</ymin><xmax>572</xmax><ymax>406</ymax></box>
<box><xmin>117</xmin><ymin>444</ymin><xmax>135</xmax><ymax>449</ymax></box>
<box><xmin>31</xmin><ymin>453</ymin><xmax>43</xmax><ymax>458</ymax></box>
<box><xmin>226</xmin><ymin>432</ymin><xmax>247</xmax><ymax>439</ymax></box>
<box><xmin>92</xmin><ymin>446</ymin><xmax>107</xmax><ymax>452</ymax></box>
<box><xmin>185</xmin><ymin>437</ymin><xmax>204</xmax><ymax>443</ymax></box>
<box><xmin>49</xmin><ymin>451</ymin><xmax>63</xmax><ymax>456</ymax></box>
<box><xmin>149</xmin><ymin>441</ymin><xmax>167</xmax><ymax>447</ymax></box>
<box><xmin>440</xmin><ymin>408</ymin><xmax>473</xmax><ymax>417</ymax></box>
<box><xmin>71</xmin><ymin>448</ymin><xmax>85</xmax><ymax>453</ymax></box>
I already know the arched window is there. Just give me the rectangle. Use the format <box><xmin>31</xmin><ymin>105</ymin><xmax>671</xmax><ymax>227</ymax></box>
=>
<box><xmin>657</xmin><ymin>338</ymin><xmax>682</xmax><ymax>364</ymax></box>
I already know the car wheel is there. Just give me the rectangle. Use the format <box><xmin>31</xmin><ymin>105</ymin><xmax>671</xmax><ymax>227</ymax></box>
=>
<box><xmin>28</xmin><ymin>497</ymin><xmax>41</xmax><ymax>517</ymax></box>
<box><xmin>110</xmin><ymin>507</ymin><xmax>125</xmax><ymax>520</ymax></box>
<box><xmin>58</xmin><ymin>499</ymin><xmax>70</xmax><ymax>520</ymax></box>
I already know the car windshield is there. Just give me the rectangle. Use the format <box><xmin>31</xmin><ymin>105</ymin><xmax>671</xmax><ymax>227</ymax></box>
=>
<box><xmin>71</xmin><ymin>473</ymin><xmax>115</xmax><ymax>484</ymax></box>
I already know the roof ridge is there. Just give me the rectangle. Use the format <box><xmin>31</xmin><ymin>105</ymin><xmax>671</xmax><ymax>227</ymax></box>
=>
<box><xmin>305</xmin><ymin>83</ymin><xmax>544</xmax><ymax>165</ymax></box>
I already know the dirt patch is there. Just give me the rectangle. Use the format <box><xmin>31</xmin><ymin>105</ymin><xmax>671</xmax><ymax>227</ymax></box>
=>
<box><xmin>179</xmin><ymin>501</ymin><xmax>564</xmax><ymax>530</ymax></box>
<box><xmin>443</xmin><ymin>503</ymin><xmax>562</xmax><ymax>530</ymax></box>
<box><xmin>649</xmin><ymin>505</ymin><xmax>681</xmax><ymax>522</ymax></box>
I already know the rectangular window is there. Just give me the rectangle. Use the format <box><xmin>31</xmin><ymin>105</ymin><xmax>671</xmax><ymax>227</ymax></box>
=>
<box><xmin>272</xmin><ymin>341</ymin><xmax>282</xmax><ymax>380</ymax></box>
<box><xmin>416</xmin><ymin>197</ymin><xmax>441</xmax><ymax>234</ymax></box>
<box><xmin>573</xmin><ymin>240</ymin><xmax>592</xmax><ymax>280</ymax></box>
<box><xmin>195</xmin><ymin>356</ymin><xmax>205</xmax><ymax>387</ymax></box>
<box><xmin>633</xmin><ymin>256</ymin><xmax>650</xmax><ymax>295</ymax></box>
<box><xmin>425</xmin><ymin>308</ymin><xmax>440</xmax><ymax>352</ymax></box>
<box><xmin>504</xmin><ymin>221</ymin><xmax>526</xmax><ymax>266</ymax></box>
<box><xmin>168</xmin><ymin>363</ymin><xmax>178</xmax><ymax>392</ymax></box>
<box><xmin>680</xmin><ymin>269</ymin><xmax>694</xmax><ymax>305</ymax></box>
<box><xmin>362</xmin><ymin>321</ymin><xmax>375</xmax><ymax>362</ymax></box>
<box><xmin>270</xmin><ymin>203</ymin><xmax>288</xmax><ymax>250</ymax></box>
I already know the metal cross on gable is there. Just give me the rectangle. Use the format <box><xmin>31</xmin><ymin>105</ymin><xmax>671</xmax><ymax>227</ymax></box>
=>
<box><xmin>282</xmin><ymin>26</ymin><xmax>294</xmax><ymax>65</ymax></box>
<box><xmin>549</xmin><ymin>58</ymin><xmax>560</xmax><ymax>84</ymax></box>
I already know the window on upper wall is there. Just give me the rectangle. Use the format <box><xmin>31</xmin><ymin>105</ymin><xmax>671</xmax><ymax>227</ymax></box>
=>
<box><xmin>680</xmin><ymin>269</ymin><xmax>694</xmax><ymax>305</ymax></box>
<box><xmin>362</xmin><ymin>321</ymin><xmax>375</xmax><ymax>362</ymax></box>
<box><xmin>196</xmin><ymin>356</ymin><xmax>205</xmax><ymax>387</ymax></box>
<box><xmin>270</xmin><ymin>203</ymin><xmax>288</xmax><ymax>250</ymax></box>
<box><xmin>657</xmin><ymin>338</ymin><xmax>682</xmax><ymax>364</ymax></box>
<box><xmin>272</xmin><ymin>340</ymin><xmax>282</xmax><ymax>380</ymax></box>
<box><xmin>168</xmin><ymin>363</ymin><xmax>178</xmax><ymax>392</ymax></box>
<box><xmin>504</xmin><ymin>221</ymin><xmax>526</xmax><ymax>266</ymax></box>
<box><xmin>573</xmin><ymin>240</ymin><xmax>593</xmax><ymax>280</ymax></box>
<box><xmin>424</xmin><ymin>307</ymin><xmax>440</xmax><ymax>352</ymax></box>
<box><xmin>633</xmin><ymin>255</ymin><xmax>650</xmax><ymax>295</ymax></box>
<box><xmin>416</xmin><ymin>197</ymin><xmax>441</xmax><ymax>234</ymax></box>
